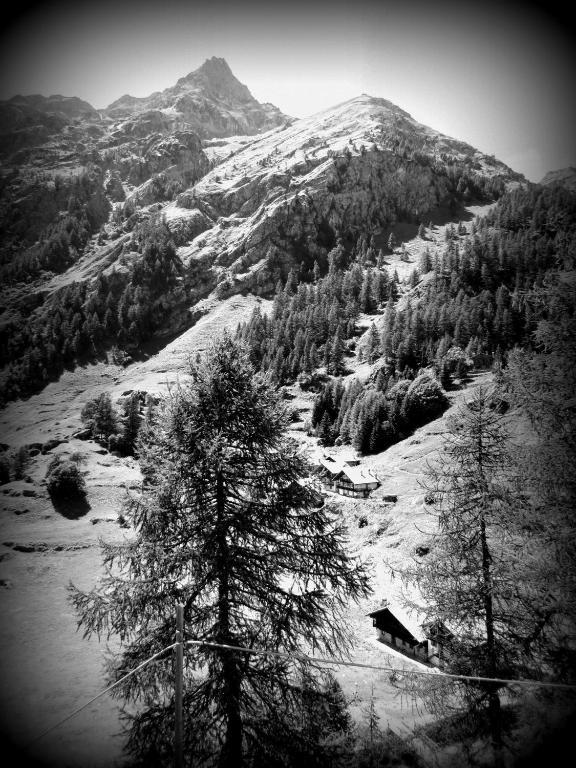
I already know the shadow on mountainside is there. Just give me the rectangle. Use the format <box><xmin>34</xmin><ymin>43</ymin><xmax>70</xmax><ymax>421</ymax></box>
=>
<box><xmin>376</xmin><ymin>201</ymin><xmax>477</xmax><ymax>249</ymax></box>
<box><xmin>122</xmin><ymin>322</ymin><xmax>201</xmax><ymax>364</ymax></box>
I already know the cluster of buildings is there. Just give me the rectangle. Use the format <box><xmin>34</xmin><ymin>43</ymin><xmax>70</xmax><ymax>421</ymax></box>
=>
<box><xmin>308</xmin><ymin>453</ymin><xmax>452</xmax><ymax>668</ymax></box>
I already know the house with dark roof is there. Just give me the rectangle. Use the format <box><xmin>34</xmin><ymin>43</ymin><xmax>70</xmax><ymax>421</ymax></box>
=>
<box><xmin>368</xmin><ymin>603</ymin><xmax>453</xmax><ymax>667</ymax></box>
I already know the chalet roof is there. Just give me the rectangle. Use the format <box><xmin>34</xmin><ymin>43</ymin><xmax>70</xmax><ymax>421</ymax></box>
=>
<box><xmin>336</xmin><ymin>466</ymin><xmax>379</xmax><ymax>486</ymax></box>
<box><xmin>318</xmin><ymin>458</ymin><xmax>345</xmax><ymax>476</ymax></box>
<box><xmin>368</xmin><ymin>602</ymin><xmax>425</xmax><ymax>643</ymax></box>
<box><xmin>368</xmin><ymin>602</ymin><xmax>459</xmax><ymax>644</ymax></box>
<box><xmin>421</xmin><ymin>619</ymin><xmax>455</xmax><ymax>640</ymax></box>
<box><xmin>368</xmin><ymin>606</ymin><xmax>420</xmax><ymax>644</ymax></box>
<box><xmin>340</xmin><ymin>452</ymin><xmax>360</xmax><ymax>466</ymax></box>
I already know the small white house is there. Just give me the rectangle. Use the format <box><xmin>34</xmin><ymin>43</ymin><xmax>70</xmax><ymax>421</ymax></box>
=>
<box><xmin>334</xmin><ymin>466</ymin><xmax>380</xmax><ymax>498</ymax></box>
<box><xmin>311</xmin><ymin>453</ymin><xmax>379</xmax><ymax>498</ymax></box>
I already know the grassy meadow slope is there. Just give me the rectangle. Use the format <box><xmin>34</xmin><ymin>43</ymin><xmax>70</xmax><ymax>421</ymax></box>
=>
<box><xmin>0</xmin><ymin>356</ymin><xmax>492</xmax><ymax>767</ymax></box>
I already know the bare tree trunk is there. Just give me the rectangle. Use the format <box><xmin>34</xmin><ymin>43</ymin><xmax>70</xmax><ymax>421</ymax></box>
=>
<box><xmin>480</xmin><ymin>513</ymin><xmax>504</xmax><ymax>768</ymax></box>
<box><xmin>216</xmin><ymin>467</ymin><xmax>243</xmax><ymax>768</ymax></box>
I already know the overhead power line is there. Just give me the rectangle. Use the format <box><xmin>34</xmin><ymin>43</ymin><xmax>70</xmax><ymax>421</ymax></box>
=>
<box><xmin>26</xmin><ymin>634</ymin><xmax>576</xmax><ymax>749</ymax></box>
<box><xmin>185</xmin><ymin>638</ymin><xmax>576</xmax><ymax>691</ymax></box>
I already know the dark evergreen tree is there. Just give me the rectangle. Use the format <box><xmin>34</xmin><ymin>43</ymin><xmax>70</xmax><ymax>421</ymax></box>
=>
<box><xmin>400</xmin><ymin>373</ymin><xmax>448</xmax><ymax>430</ymax></box>
<box><xmin>81</xmin><ymin>392</ymin><xmax>118</xmax><ymax>443</ymax></box>
<box><xmin>318</xmin><ymin>411</ymin><xmax>335</xmax><ymax>446</ymax></box>
<box><xmin>70</xmin><ymin>334</ymin><xmax>370</xmax><ymax>767</ymax></box>
<box><xmin>121</xmin><ymin>393</ymin><xmax>142</xmax><ymax>456</ymax></box>
<box><xmin>327</xmin><ymin>327</ymin><xmax>346</xmax><ymax>376</ymax></box>
<box><xmin>419</xmin><ymin>247</ymin><xmax>432</xmax><ymax>275</ymax></box>
<box><xmin>364</xmin><ymin>323</ymin><xmax>381</xmax><ymax>364</ymax></box>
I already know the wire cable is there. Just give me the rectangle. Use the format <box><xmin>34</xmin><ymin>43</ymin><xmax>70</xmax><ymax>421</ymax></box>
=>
<box><xmin>25</xmin><ymin>633</ymin><xmax>576</xmax><ymax>748</ymax></box>
<box><xmin>28</xmin><ymin>642</ymin><xmax>177</xmax><ymax>745</ymax></box>
<box><xmin>185</xmin><ymin>639</ymin><xmax>576</xmax><ymax>691</ymax></box>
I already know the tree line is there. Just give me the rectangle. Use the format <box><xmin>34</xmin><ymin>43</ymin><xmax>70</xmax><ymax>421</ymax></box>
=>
<box><xmin>238</xmin><ymin>183</ymin><xmax>575</xmax><ymax>454</ymax></box>
<box><xmin>0</xmin><ymin>167</ymin><xmax>111</xmax><ymax>284</ymax></box>
<box><xmin>0</xmin><ymin>218</ymin><xmax>183</xmax><ymax>405</ymax></box>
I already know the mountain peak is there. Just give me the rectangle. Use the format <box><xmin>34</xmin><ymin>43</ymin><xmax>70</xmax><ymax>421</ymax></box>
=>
<box><xmin>175</xmin><ymin>56</ymin><xmax>253</xmax><ymax>104</ymax></box>
<box><xmin>197</xmin><ymin>56</ymin><xmax>234</xmax><ymax>77</ymax></box>
<box><xmin>105</xmin><ymin>56</ymin><xmax>288</xmax><ymax>137</ymax></box>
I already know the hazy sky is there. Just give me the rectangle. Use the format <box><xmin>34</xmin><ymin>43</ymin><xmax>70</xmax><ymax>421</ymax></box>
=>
<box><xmin>1</xmin><ymin>0</ymin><xmax>574</xmax><ymax>182</ymax></box>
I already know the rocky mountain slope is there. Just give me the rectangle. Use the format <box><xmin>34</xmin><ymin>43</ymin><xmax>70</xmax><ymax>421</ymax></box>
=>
<box><xmin>0</xmin><ymin>66</ymin><xmax>525</xmax><ymax>411</ymax></box>
<box><xmin>165</xmin><ymin>93</ymin><xmax>521</xmax><ymax>296</ymax></box>
<box><xmin>0</xmin><ymin>57</ymin><xmax>288</xmax><ymax>254</ymax></box>
<box><xmin>540</xmin><ymin>166</ymin><xmax>576</xmax><ymax>193</ymax></box>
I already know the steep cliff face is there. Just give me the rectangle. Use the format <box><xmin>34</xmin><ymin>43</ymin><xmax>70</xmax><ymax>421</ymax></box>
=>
<box><xmin>108</xmin><ymin>130</ymin><xmax>211</xmax><ymax>194</ymax></box>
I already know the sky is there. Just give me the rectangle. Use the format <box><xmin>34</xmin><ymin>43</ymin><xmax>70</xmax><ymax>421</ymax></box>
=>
<box><xmin>0</xmin><ymin>0</ymin><xmax>574</xmax><ymax>182</ymax></box>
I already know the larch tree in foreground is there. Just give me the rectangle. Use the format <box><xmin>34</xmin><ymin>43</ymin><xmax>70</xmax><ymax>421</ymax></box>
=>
<box><xmin>504</xmin><ymin>270</ymin><xmax>576</xmax><ymax>676</ymax></box>
<box><xmin>69</xmin><ymin>333</ymin><xmax>370</xmax><ymax>767</ymax></box>
<box><xmin>399</xmin><ymin>387</ymin><xmax>524</xmax><ymax>767</ymax></box>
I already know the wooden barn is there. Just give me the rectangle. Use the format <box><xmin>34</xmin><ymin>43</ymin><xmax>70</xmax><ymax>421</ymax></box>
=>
<box><xmin>368</xmin><ymin>604</ymin><xmax>452</xmax><ymax>667</ymax></box>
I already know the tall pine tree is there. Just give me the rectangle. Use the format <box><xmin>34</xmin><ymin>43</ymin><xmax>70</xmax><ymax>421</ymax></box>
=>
<box><xmin>70</xmin><ymin>334</ymin><xmax>370</xmax><ymax>767</ymax></box>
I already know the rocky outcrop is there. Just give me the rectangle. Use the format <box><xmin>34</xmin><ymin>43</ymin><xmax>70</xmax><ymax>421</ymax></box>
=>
<box><xmin>142</xmin><ymin>132</ymin><xmax>209</xmax><ymax>181</ymax></box>
<box><xmin>165</xmin><ymin>208</ymin><xmax>213</xmax><ymax>246</ymax></box>
<box><xmin>124</xmin><ymin>131</ymin><xmax>211</xmax><ymax>205</ymax></box>
<box><xmin>104</xmin><ymin>170</ymin><xmax>125</xmax><ymax>202</ymax></box>
<box><xmin>108</xmin><ymin>110</ymin><xmax>177</xmax><ymax>142</ymax></box>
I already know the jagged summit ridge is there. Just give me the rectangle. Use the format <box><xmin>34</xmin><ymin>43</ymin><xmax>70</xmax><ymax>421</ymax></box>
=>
<box><xmin>105</xmin><ymin>57</ymin><xmax>288</xmax><ymax>137</ymax></box>
<box><xmin>175</xmin><ymin>56</ymin><xmax>252</xmax><ymax>102</ymax></box>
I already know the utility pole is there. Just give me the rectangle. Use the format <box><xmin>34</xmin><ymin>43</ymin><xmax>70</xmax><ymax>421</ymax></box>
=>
<box><xmin>175</xmin><ymin>604</ymin><xmax>184</xmax><ymax>768</ymax></box>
